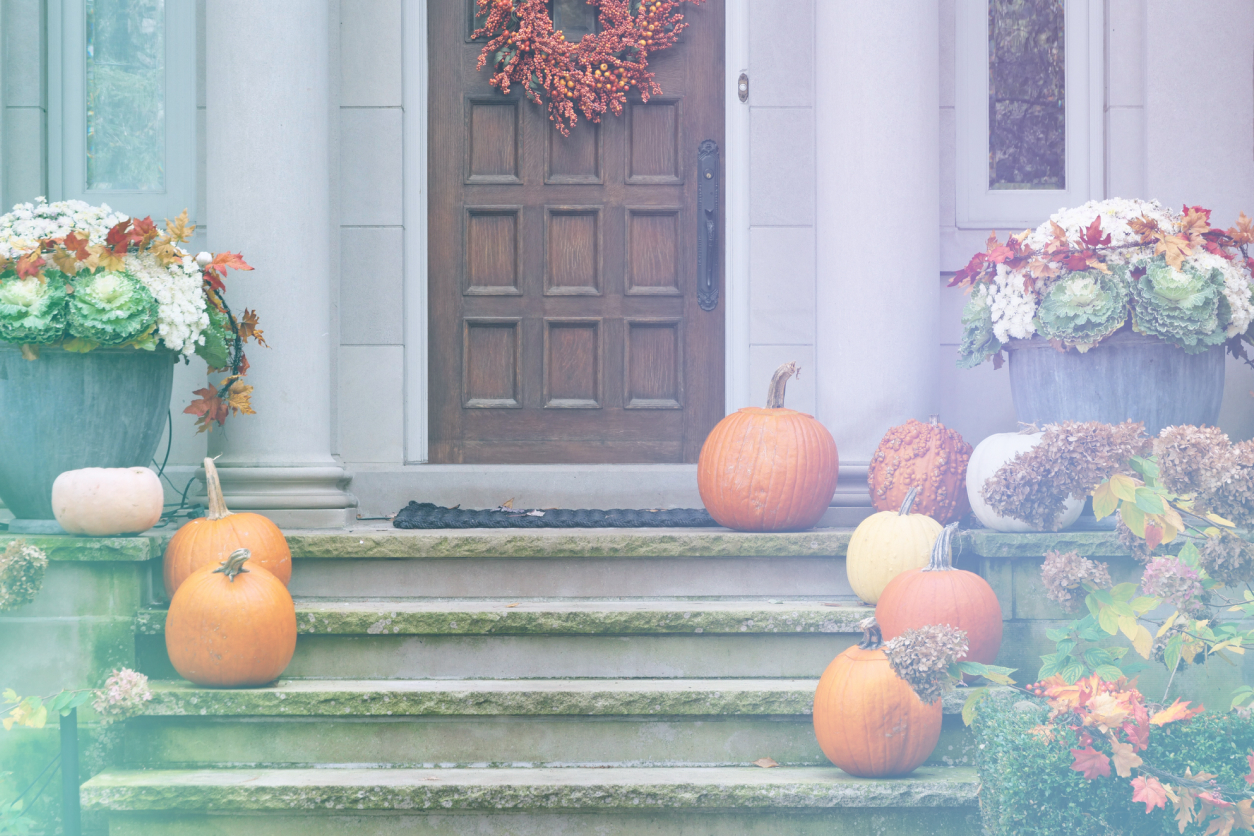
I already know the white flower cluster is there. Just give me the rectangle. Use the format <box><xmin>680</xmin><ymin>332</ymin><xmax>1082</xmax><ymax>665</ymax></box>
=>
<box><xmin>0</xmin><ymin>197</ymin><xmax>128</xmax><ymax>260</ymax></box>
<box><xmin>124</xmin><ymin>251</ymin><xmax>209</xmax><ymax>355</ymax></box>
<box><xmin>985</xmin><ymin>263</ymin><xmax>1037</xmax><ymax>342</ymax></box>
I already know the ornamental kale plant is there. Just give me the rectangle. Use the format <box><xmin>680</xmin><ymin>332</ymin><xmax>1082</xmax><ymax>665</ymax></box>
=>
<box><xmin>0</xmin><ymin>275</ymin><xmax>67</xmax><ymax>345</ymax></box>
<box><xmin>67</xmin><ymin>270</ymin><xmax>157</xmax><ymax>347</ymax></box>
<box><xmin>1036</xmin><ymin>267</ymin><xmax>1130</xmax><ymax>349</ymax></box>
<box><xmin>953</xmin><ymin>199</ymin><xmax>1254</xmax><ymax>367</ymax></box>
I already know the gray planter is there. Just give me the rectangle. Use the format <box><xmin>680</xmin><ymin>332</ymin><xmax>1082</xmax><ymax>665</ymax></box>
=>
<box><xmin>0</xmin><ymin>344</ymin><xmax>175</xmax><ymax>520</ymax></box>
<box><xmin>1005</xmin><ymin>331</ymin><xmax>1225</xmax><ymax>436</ymax></box>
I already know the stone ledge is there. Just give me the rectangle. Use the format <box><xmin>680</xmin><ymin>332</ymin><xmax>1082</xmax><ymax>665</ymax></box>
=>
<box><xmin>134</xmin><ymin>600</ymin><xmax>873</xmax><ymax>637</ymax></box>
<box><xmin>0</xmin><ymin>533</ymin><xmax>160</xmax><ymax>562</ymax></box>
<box><xmin>958</xmin><ymin>528</ymin><xmax>1126</xmax><ymax>558</ymax></box>
<box><xmin>80</xmin><ymin>765</ymin><xmax>978</xmax><ymax>811</ymax></box>
<box><xmin>137</xmin><ymin>678</ymin><xmax>972</xmax><ymax>719</ymax></box>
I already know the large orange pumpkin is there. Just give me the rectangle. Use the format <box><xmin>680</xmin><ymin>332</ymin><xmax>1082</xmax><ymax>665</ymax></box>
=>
<box><xmin>868</xmin><ymin>416</ymin><xmax>972</xmax><ymax>524</ymax></box>
<box><xmin>163</xmin><ymin>457</ymin><xmax>291</xmax><ymax>597</ymax></box>
<box><xmin>698</xmin><ymin>362</ymin><xmax>838</xmax><ymax>531</ymax></box>
<box><xmin>813</xmin><ymin>617</ymin><xmax>941</xmax><ymax>777</ymax></box>
<box><xmin>165</xmin><ymin>548</ymin><xmax>297</xmax><ymax>687</ymax></box>
<box><xmin>876</xmin><ymin>522</ymin><xmax>1003</xmax><ymax>667</ymax></box>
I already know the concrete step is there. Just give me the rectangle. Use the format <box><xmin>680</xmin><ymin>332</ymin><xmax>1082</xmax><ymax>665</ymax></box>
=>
<box><xmin>136</xmin><ymin>599</ymin><xmax>870</xmax><ymax>679</ymax></box>
<box><xmin>122</xmin><ymin>679</ymin><xmax>973</xmax><ymax>769</ymax></box>
<box><xmin>81</xmin><ymin>765</ymin><xmax>979</xmax><ymax>835</ymax></box>
<box><xmin>257</xmin><ymin>527</ymin><xmax>855</xmax><ymax>600</ymax></box>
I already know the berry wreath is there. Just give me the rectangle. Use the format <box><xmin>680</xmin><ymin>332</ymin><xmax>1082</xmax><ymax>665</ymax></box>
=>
<box><xmin>473</xmin><ymin>0</ymin><xmax>706</xmax><ymax>135</ymax></box>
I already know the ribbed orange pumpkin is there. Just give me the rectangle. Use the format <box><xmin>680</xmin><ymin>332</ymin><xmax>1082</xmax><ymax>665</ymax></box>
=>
<box><xmin>868</xmin><ymin>416</ymin><xmax>972</xmax><ymax>524</ymax></box>
<box><xmin>876</xmin><ymin>522</ymin><xmax>1003</xmax><ymax>667</ymax></box>
<box><xmin>163</xmin><ymin>458</ymin><xmax>291</xmax><ymax>597</ymax></box>
<box><xmin>813</xmin><ymin>617</ymin><xmax>941</xmax><ymax>777</ymax></box>
<box><xmin>165</xmin><ymin>548</ymin><xmax>297</xmax><ymax>687</ymax></box>
<box><xmin>698</xmin><ymin>362</ymin><xmax>839</xmax><ymax>531</ymax></box>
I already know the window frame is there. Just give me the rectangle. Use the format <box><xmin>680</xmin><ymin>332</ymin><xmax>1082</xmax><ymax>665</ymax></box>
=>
<box><xmin>955</xmin><ymin>0</ymin><xmax>1104</xmax><ymax>229</ymax></box>
<box><xmin>48</xmin><ymin>0</ymin><xmax>196</xmax><ymax>222</ymax></box>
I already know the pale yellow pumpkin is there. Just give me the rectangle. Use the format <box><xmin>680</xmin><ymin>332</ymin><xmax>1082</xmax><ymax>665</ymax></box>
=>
<box><xmin>52</xmin><ymin>467</ymin><xmax>164</xmax><ymax>535</ymax></box>
<box><xmin>846</xmin><ymin>488</ymin><xmax>942</xmax><ymax>604</ymax></box>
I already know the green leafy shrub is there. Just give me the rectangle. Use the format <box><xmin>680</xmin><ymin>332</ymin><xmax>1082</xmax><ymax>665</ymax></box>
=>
<box><xmin>1131</xmin><ymin>257</ymin><xmax>1229</xmax><ymax>353</ymax></box>
<box><xmin>1037</xmin><ymin>268</ymin><xmax>1130</xmax><ymax>350</ymax></box>
<box><xmin>67</xmin><ymin>270</ymin><xmax>157</xmax><ymax>346</ymax></box>
<box><xmin>974</xmin><ymin>689</ymin><xmax>1254</xmax><ymax>835</ymax></box>
<box><xmin>0</xmin><ymin>274</ymin><xmax>68</xmax><ymax>345</ymax></box>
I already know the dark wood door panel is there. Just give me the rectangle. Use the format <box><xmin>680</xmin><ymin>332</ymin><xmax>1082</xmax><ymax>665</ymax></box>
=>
<box><xmin>430</xmin><ymin>0</ymin><xmax>724</xmax><ymax>464</ymax></box>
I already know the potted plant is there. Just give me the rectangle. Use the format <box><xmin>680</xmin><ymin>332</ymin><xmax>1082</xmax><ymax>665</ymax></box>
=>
<box><xmin>0</xmin><ymin>198</ymin><xmax>263</xmax><ymax>522</ymax></box>
<box><xmin>952</xmin><ymin>198</ymin><xmax>1254</xmax><ymax>434</ymax></box>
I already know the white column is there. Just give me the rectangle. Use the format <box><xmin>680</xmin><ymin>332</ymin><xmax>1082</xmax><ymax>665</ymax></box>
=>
<box><xmin>205</xmin><ymin>0</ymin><xmax>354</xmax><ymax>527</ymax></box>
<box><xmin>814</xmin><ymin>1</ymin><xmax>941</xmax><ymax>463</ymax></box>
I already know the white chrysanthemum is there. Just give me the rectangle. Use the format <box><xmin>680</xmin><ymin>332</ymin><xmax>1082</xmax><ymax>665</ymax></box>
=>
<box><xmin>1186</xmin><ymin>249</ymin><xmax>1254</xmax><ymax>336</ymax></box>
<box><xmin>987</xmin><ymin>263</ymin><xmax>1037</xmax><ymax>342</ymax></box>
<box><xmin>123</xmin><ymin>252</ymin><xmax>209</xmax><ymax>355</ymax></box>
<box><xmin>0</xmin><ymin>197</ymin><xmax>128</xmax><ymax>260</ymax></box>
<box><xmin>1022</xmin><ymin>198</ymin><xmax>1177</xmax><ymax>259</ymax></box>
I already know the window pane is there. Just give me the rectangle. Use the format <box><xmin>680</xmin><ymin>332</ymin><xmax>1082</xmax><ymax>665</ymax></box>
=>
<box><xmin>989</xmin><ymin>0</ymin><xmax>1065</xmax><ymax>190</ymax></box>
<box><xmin>86</xmin><ymin>0</ymin><xmax>165</xmax><ymax>191</ymax></box>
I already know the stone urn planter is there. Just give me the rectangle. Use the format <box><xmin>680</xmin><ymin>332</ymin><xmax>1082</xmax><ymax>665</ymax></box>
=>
<box><xmin>0</xmin><ymin>345</ymin><xmax>175</xmax><ymax>521</ymax></box>
<box><xmin>1005</xmin><ymin>330</ymin><xmax>1225</xmax><ymax>436</ymax></box>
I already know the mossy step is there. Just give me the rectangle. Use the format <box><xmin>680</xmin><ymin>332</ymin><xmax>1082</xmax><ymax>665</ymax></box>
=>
<box><xmin>82</xmin><ymin>765</ymin><xmax>979</xmax><ymax>812</ymax></box>
<box><xmin>136</xmin><ymin>599</ymin><xmax>872</xmax><ymax>637</ymax></box>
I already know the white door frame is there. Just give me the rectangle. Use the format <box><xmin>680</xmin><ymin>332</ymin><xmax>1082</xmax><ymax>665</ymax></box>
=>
<box><xmin>401</xmin><ymin>0</ymin><xmax>750</xmax><ymax>463</ymax></box>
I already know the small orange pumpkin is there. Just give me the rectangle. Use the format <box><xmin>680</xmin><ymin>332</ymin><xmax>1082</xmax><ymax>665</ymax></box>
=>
<box><xmin>868</xmin><ymin>416</ymin><xmax>972</xmax><ymax>524</ymax></box>
<box><xmin>876</xmin><ymin>522</ymin><xmax>1003</xmax><ymax>667</ymax></box>
<box><xmin>165</xmin><ymin>548</ymin><xmax>297</xmax><ymax>687</ymax></box>
<box><xmin>698</xmin><ymin>362</ymin><xmax>839</xmax><ymax>531</ymax></box>
<box><xmin>163</xmin><ymin>457</ymin><xmax>291</xmax><ymax>597</ymax></box>
<box><xmin>812</xmin><ymin>617</ymin><xmax>941</xmax><ymax>777</ymax></box>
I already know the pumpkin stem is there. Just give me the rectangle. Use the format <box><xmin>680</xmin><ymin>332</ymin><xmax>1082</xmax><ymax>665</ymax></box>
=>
<box><xmin>924</xmin><ymin>522</ymin><xmax>961</xmax><ymax>572</ymax></box>
<box><xmin>203</xmin><ymin>457</ymin><xmax>233</xmax><ymax>521</ymax></box>
<box><xmin>765</xmin><ymin>362</ymin><xmax>799</xmax><ymax>408</ymax></box>
<box><xmin>856</xmin><ymin>616</ymin><xmax>883</xmax><ymax>650</ymax></box>
<box><xmin>897</xmin><ymin>486</ymin><xmax>920</xmax><ymax>516</ymax></box>
<box><xmin>212</xmin><ymin>548</ymin><xmax>251</xmax><ymax>582</ymax></box>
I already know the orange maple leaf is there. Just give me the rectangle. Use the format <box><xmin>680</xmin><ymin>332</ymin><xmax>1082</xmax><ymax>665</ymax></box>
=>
<box><xmin>1156</xmin><ymin>234</ymin><xmax>1192</xmax><ymax>270</ymax></box>
<box><xmin>15</xmin><ymin>252</ymin><xmax>45</xmax><ymax>280</ymax></box>
<box><xmin>164</xmin><ymin>210</ymin><xmax>195</xmax><ymax>244</ymax></box>
<box><xmin>1150</xmin><ymin>698</ymin><xmax>1204</xmax><ymax>727</ymax></box>
<box><xmin>1129</xmin><ymin>215</ymin><xmax>1162</xmax><ymax>242</ymax></box>
<box><xmin>1131</xmin><ymin>775</ymin><xmax>1168</xmax><ymax>813</ymax></box>
<box><xmin>61</xmin><ymin>231</ymin><xmax>91</xmax><ymax>260</ymax></box>
<box><xmin>1228</xmin><ymin>212</ymin><xmax>1254</xmax><ymax>246</ymax></box>
<box><xmin>238</xmin><ymin>309</ymin><xmax>267</xmax><ymax>347</ymax></box>
<box><xmin>184</xmin><ymin>386</ymin><xmax>230</xmax><ymax>433</ymax></box>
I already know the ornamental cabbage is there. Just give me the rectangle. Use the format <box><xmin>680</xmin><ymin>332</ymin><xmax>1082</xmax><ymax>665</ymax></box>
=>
<box><xmin>0</xmin><ymin>273</ymin><xmax>69</xmax><ymax>344</ymax></box>
<box><xmin>1036</xmin><ymin>268</ymin><xmax>1129</xmax><ymax>351</ymax></box>
<box><xmin>957</xmin><ymin>287</ymin><xmax>1002</xmax><ymax>368</ymax></box>
<box><xmin>1131</xmin><ymin>258</ymin><xmax>1228</xmax><ymax>353</ymax></box>
<box><xmin>67</xmin><ymin>270</ymin><xmax>158</xmax><ymax>346</ymax></box>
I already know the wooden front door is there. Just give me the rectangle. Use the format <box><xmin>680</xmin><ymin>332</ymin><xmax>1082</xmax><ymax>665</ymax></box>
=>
<box><xmin>428</xmin><ymin>1</ymin><xmax>725</xmax><ymax>464</ymax></box>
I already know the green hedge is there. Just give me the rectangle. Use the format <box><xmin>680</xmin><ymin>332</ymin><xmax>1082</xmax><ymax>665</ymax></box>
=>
<box><xmin>973</xmin><ymin>690</ymin><xmax>1254</xmax><ymax>835</ymax></box>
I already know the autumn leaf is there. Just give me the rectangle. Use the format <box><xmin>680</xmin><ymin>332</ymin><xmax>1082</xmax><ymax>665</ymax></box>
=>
<box><xmin>184</xmin><ymin>385</ymin><xmax>230</xmax><ymax>433</ymax></box>
<box><xmin>1245</xmin><ymin>752</ymin><xmax>1254</xmax><ymax>785</ymax></box>
<box><xmin>164</xmin><ymin>210</ymin><xmax>195</xmax><ymax>243</ymax></box>
<box><xmin>62</xmin><ymin>231</ymin><xmax>91</xmax><ymax>260</ymax></box>
<box><xmin>15</xmin><ymin>252</ymin><xmax>45</xmax><ymax>279</ymax></box>
<box><xmin>1131</xmin><ymin>775</ymin><xmax>1169</xmax><ymax>813</ymax></box>
<box><xmin>224</xmin><ymin>378</ymin><xmax>256</xmax><ymax>416</ymax></box>
<box><xmin>1228</xmin><ymin>212</ymin><xmax>1254</xmax><ymax>246</ymax></box>
<box><xmin>1151</xmin><ymin>698</ymin><xmax>1204</xmax><ymax>726</ymax></box>
<box><xmin>131</xmin><ymin>216</ymin><xmax>159</xmax><ymax>246</ymax></box>
<box><xmin>1110</xmin><ymin>740</ymin><xmax>1143</xmax><ymax>778</ymax></box>
<box><xmin>1086</xmin><ymin>693</ymin><xmax>1131</xmax><ymax>730</ymax></box>
<box><xmin>1129</xmin><ymin>215</ymin><xmax>1162</xmax><ymax>242</ymax></box>
<box><xmin>1155</xmin><ymin>233</ymin><xmax>1192</xmax><ymax>270</ymax></box>
<box><xmin>752</xmin><ymin>757</ymin><xmax>779</xmax><ymax>768</ymax></box>
<box><xmin>1145</xmin><ymin>521</ymin><xmax>1164</xmax><ymax>551</ymax></box>
<box><xmin>1080</xmin><ymin>216</ymin><xmax>1112</xmax><ymax>248</ymax></box>
<box><xmin>208</xmin><ymin>251</ymin><xmax>253</xmax><ymax>274</ymax></box>
<box><xmin>238</xmin><ymin>308</ymin><xmax>267</xmax><ymax>347</ymax></box>
<box><xmin>1070</xmin><ymin>745</ymin><xmax>1112</xmax><ymax>779</ymax></box>
<box><xmin>49</xmin><ymin>247</ymin><xmax>79</xmax><ymax>275</ymax></box>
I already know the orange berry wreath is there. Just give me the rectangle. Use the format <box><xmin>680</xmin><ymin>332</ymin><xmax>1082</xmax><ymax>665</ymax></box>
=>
<box><xmin>473</xmin><ymin>0</ymin><xmax>705</xmax><ymax>135</ymax></box>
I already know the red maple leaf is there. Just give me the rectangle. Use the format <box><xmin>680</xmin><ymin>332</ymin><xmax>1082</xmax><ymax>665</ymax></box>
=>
<box><xmin>184</xmin><ymin>385</ymin><xmax>230</xmax><ymax>433</ymax></box>
<box><xmin>949</xmin><ymin>251</ymin><xmax>988</xmax><ymax>287</ymax></box>
<box><xmin>15</xmin><ymin>252</ymin><xmax>45</xmax><ymax>279</ymax></box>
<box><xmin>1080</xmin><ymin>216</ymin><xmax>1112</xmax><ymax>248</ymax></box>
<box><xmin>1145</xmin><ymin>521</ymin><xmax>1164</xmax><ymax>551</ymax></box>
<box><xmin>1070</xmin><ymin>745</ymin><xmax>1112</xmax><ymax>779</ymax></box>
<box><xmin>1065</xmin><ymin>251</ymin><xmax>1093</xmax><ymax>271</ymax></box>
<box><xmin>1246</xmin><ymin>752</ymin><xmax>1254</xmax><ymax>786</ymax></box>
<box><xmin>1131</xmin><ymin>775</ymin><xmax>1169</xmax><ymax>813</ymax></box>
<box><xmin>1183</xmin><ymin>204</ymin><xmax>1214</xmax><ymax>224</ymax></box>
<box><xmin>61</xmin><ymin>231</ymin><xmax>91</xmax><ymax>260</ymax></box>
<box><xmin>202</xmin><ymin>251</ymin><xmax>254</xmax><ymax>294</ymax></box>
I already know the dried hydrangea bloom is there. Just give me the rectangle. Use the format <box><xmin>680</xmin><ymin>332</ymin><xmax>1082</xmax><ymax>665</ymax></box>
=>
<box><xmin>1154</xmin><ymin>425</ymin><xmax>1238</xmax><ymax>497</ymax></box>
<box><xmin>982</xmin><ymin>421</ymin><xmax>1151</xmax><ymax>530</ymax></box>
<box><xmin>92</xmin><ymin>668</ymin><xmax>153</xmax><ymax>722</ymax></box>
<box><xmin>1115</xmin><ymin>516</ymin><xmax>1155</xmax><ymax>562</ymax></box>
<box><xmin>1140</xmin><ymin>556</ymin><xmax>1206</xmax><ymax>616</ymax></box>
<box><xmin>1204</xmin><ymin>440</ymin><xmax>1254</xmax><ymax>528</ymax></box>
<box><xmin>1040</xmin><ymin>550</ymin><xmax>1113</xmax><ymax>612</ymax></box>
<box><xmin>1198</xmin><ymin>531</ymin><xmax>1254</xmax><ymax>586</ymax></box>
<box><xmin>0</xmin><ymin>539</ymin><xmax>48</xmax><ymax>611</ymax></box>
<box><xmin>882</xmin><ymin>624</ymin><xmax>969</xmax><ymax>705</ymax></box>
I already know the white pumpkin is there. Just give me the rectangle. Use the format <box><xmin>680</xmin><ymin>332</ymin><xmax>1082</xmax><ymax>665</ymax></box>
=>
<box><xmin>52</xmin><ymin>467</ymin><xmax>164</xmax><ymax>535</ymax></box>
<box><xmin>966</xmin><ymin>432</ymin><xmax>1084</xmax><ymax>532</ymax></box>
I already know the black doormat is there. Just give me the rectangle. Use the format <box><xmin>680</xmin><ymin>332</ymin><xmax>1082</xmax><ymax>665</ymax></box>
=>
<box><xmin>393</xmin><ymin>502</ymin><xmax>718</xmax><ymax>529</ymax></box>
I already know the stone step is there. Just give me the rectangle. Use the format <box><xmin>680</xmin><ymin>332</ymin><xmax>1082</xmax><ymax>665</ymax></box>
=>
<box><xmin>82</xmin><ymin>765</ymin><xmax>980</xmax><ymax>835</ymax></box>
<box><xmin>260</xmin><ymin>527</ymin><xmax>855</xmax><ymax>600</ymax></box>
<box><xmin>122</xmin><ymin>679</ymin><xmax>972</xmax><ymax>769</ymax></box>
<box><xmin>136</xmin><ymin>599</ymin><xmax>870</xmax><ymax>679</ymax></box>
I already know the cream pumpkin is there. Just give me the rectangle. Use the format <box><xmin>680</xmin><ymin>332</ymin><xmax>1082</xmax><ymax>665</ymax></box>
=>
<box><xmin>966</xmin><ymin>431</ymin><xmax>1083</xmax><ymax>532</ymax></box>
<box><xmin>846</xmin><ymin>487</ymin><xmax>943</xmax><ymax>604</ymax></box>
<box><xmin>52</xmin><ymin>467</ymin><xmax>164</xmax><ymax>535</ymax></box>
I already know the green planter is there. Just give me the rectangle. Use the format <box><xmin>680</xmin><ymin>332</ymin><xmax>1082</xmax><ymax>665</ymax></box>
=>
<box><xmin>0</xmin><ymin>344</ymin><xmax>174</xmax><ymax>520</ymax></box>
